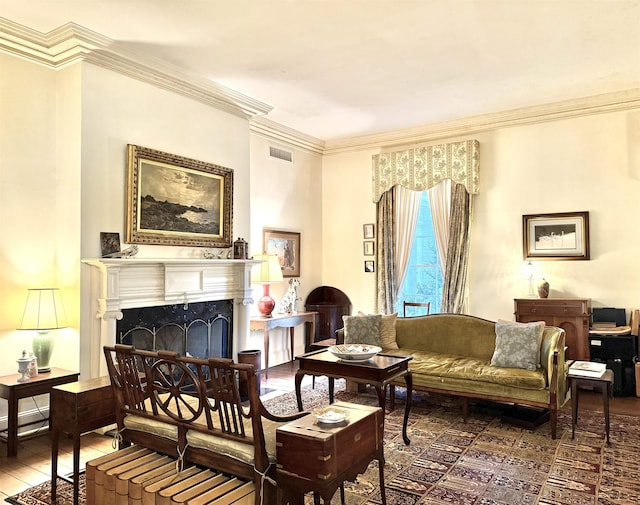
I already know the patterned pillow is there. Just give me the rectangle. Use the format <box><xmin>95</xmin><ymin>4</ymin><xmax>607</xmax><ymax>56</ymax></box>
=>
<box><xmin>490</xmin><ymin>321</ymin><xmax>545</xmax><ymax>371</ymax></box>
<box><xmin>379</xmin><ymin>313</ymin><xmax>399</xmax><ymax>350</ymax></box>
<box><xmin>354</xmin><ymin>312</ymin><xmax>398</xmax><ymax>350</ymax></box>
<box><xmin>343</xmin><ymin>314</ymin><xmax>382</xmax><ymax>346</ymax></box>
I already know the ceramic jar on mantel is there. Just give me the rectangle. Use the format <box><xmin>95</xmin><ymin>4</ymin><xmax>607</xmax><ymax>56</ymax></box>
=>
<box><xmin>537</xmin><ymin>278</ymin><xmax>550</xmax><ymax>298</ymax></box>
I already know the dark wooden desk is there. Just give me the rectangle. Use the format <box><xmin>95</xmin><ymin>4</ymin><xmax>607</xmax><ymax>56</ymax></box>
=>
<box><xmin>276</xmin><ymin>401</ymin><xmax>386</xmax><ymax>505</ymax></box>
<box><xmin>250</xmin><ymin>311</ymin><xmax>317</xmax><ymax>378</ymax></box>
<box><xmin>0</xmin><ymin>367</ymin><xmax>79</xmax><ymax>457</ymax></box>
<box><xmin>569</xmin><ymin>369</ymin><xmax>614</xmax><ymax>444</ymax></box>
<box><xmin>51</xmin><ymin>376</ymin><xmax>116</xmax><ymax>505</ymax></box>
<box><xmin>295</xmin><ymin>349</ymin><xmax>412</xmax><ymax>445</ymax></box>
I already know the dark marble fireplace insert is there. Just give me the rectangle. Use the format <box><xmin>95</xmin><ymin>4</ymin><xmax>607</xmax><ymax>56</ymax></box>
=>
<box><xmin>116</xmin><ymin>299</ymin><xmax>233</xmax><ymax>359</ymax></box>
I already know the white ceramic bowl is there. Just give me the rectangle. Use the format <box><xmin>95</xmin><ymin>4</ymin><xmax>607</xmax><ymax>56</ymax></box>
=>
<box><xmin>313</xmin><ymin>406</ymin><xmax>348</xmax><ymax>424</ymax></box>
<box><xmin>328</xmin><ymin>344</ymin><xmax>381</xmax><ymax>361</ymax></box>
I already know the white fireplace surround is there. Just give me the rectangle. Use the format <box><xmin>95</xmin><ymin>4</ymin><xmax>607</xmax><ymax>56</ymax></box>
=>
<box><xmin>82</xmin><ymin>258</ymin><xmax>260</xmax><ymax>378</ymax></box>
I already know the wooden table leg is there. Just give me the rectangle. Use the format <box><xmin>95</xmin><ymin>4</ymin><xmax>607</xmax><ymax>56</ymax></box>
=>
<box><xmin>51</xmin><ymin>429</ymin><xmax>59</xmax><ymax>501</ymax></box>
<box><xmin>295</xmin><ymin>370</ymin><xmax>305</xmax><ymax>411</ymax></box>
<box><xmin>603</xmin><ymin>381</ymin><xmax>611</xmax><ymax>444</ymax></box>
<box><xmin>402</xmin><ymin>372</ymin><xmax>413</xmax><ymax>445</ymax></box>
<box><xmin>571</xmin><ymin>379</ymin><xmax>578</xmax><ymax>439</ymax></box>
<box><xmin>289</xmin><ymin>327</ymin><xmax>295</xmax><ymax>361</ymax></box>
<box><xmin>264</xmin><ymin>328</ymin><xmax>269</xmax><ymax>379</ymax></box>
<box><xmin>7</xmin><ymin>389</ymin><xmax>18</xmax><ymax>457</ymax></box>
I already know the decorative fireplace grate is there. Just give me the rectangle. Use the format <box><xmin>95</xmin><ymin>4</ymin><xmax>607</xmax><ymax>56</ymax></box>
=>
<box><xmin>116</xmin><ymin>300</ymin><xmax>233</xmax><ymax>359</ymax></box>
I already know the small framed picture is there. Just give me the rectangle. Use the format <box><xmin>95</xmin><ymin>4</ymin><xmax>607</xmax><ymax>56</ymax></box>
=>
<box><xmin>100</xmin><ymin>232</ymin><xmax>121</xmax><ymax>257</ymax></box>
<box><xmin>363</xmin><ymin>223</ymin><xmax>375</xmax><ymax>239</ymax></box>
<box><xmin>363</xmin><ymin>241</ymin><xmax>375</xmax><ymax>256</ymax></box>
<box><xmin>364</xmin><ymin>260</ymin><xmax>375</xmax><ymax>273</ymax></box>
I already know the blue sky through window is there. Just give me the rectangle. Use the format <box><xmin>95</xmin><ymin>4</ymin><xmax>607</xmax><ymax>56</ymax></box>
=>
<box><xmin>396</xmin><ymin>191</ymin><xmax>443</xmax><ymax>316</ymax></box>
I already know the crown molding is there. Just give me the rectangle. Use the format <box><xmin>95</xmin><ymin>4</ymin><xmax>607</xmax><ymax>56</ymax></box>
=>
<box><xmin>249</xmin><ymin>117</ymin><xmax>325</xmax><ymax>155</ymax></box>
<box><xmin>0</xmin><ymin>18</ymin><xmax>272</xmax><ymax>119</ymax></box>
<box><xmin>323</xmin><ymin>88</ymin><xmax>640</xmax><ymax>155</ymax></box>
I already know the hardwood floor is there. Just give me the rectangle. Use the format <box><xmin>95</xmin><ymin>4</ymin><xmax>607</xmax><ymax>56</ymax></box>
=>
<box><xmin>1</xmin><ymin>360</ymin><xmax>638</xmax><ymax>501</ymax></box>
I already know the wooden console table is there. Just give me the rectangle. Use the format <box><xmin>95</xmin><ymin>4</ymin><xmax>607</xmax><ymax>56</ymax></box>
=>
<box><xmin>250</xmin><ymin>311</ymin><xmax>317</xmax><ymax>378</ymax></box>
<box><xmin>515</xmin><ymin>298</ymin><xmax>591</xmax><ymax>360</ymax></box>
<box><xmin>0</xmin><ymin>367</ymin><xmax>79</xmax><ymax>457</ymax></box>
<box><xmin>51</xmin><ymin>376</ymin><xmax>117</xmax><ymax>505</ymax></box>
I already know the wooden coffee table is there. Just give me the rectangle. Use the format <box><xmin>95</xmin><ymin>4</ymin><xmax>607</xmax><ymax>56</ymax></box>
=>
<box><xmin>295</xmin><ymin>349</ymin><xmax>412</xmax><ymax>444</ymax></box>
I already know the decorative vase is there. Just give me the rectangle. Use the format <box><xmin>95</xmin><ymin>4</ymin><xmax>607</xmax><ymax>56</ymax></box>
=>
<box><xmin>537</xmin><ymin>278</ymin><xmax>550</xmax><ymax>298</ymax></box>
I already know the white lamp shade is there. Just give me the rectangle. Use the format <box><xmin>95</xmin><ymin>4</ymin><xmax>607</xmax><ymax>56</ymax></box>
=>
<box><xmin>251</xmin><ymin>254</ymin><xmax>284</xmax><ymax>284</ymax></box>
<box><xmin>18</xmin><ymin>288</ymin><xmax>67</xmax><ymax>330</ymax></box>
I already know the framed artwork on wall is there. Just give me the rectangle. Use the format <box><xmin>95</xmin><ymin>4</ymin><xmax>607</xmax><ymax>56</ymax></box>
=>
<box><xmin>363</xmin><ymin>223</ymin><xmax>375</xmax><ymax>239</ymax></box>
<box><xmin>364</xmin><ymin>260</ymin><xmax>375</xmax><ymax>273</ymax></box>
<box><xmin>523</xmin><ymin>211</ymin><xmax>590</xmax><ymax>260</ymax></box>
<box><xmin>363</xmin><ymin>241</ymin><xmax>375</xmax><ymax>256</ymax></box>
<box><xmin>263</xmin><ymin>229</ymin><xmax>301</xmax><ymax>277</ymax></box>
<box><xmin>125</xmin><ymin>144</ymin><xmax>233</xmax><ymax>248</ymax></box>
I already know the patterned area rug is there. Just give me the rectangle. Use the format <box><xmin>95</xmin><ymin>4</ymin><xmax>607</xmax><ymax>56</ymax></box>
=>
<box><xmin>6</xmin><ymin>383</ymin><xmax>640</xmax><ymax>505</ymax></box>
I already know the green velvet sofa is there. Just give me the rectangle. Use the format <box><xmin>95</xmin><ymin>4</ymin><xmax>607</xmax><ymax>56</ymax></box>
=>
<box><xmin>384</xmin><ymin>313</ymin><xmax>568</xmax><ymax>439</ymax></box>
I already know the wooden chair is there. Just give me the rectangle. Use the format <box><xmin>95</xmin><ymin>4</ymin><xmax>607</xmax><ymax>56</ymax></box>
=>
<box><xmin>103</xmin><ymin>344</ymin><xmax>308</xmax><ymax>505</ymax></box>
<box><xmin>402</xmin><ymin>301</ymin><xmax>430</xmax><ymax>317</ymax></box>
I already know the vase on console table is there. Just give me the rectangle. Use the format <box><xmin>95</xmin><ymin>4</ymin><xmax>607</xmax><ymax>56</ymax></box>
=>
<box><xmin>537</xmin><ymin>278</ymin><xmax>550</xmax><ymax>298</ymax></box>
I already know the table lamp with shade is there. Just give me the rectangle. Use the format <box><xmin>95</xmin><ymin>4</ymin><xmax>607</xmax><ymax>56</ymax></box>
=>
<box><xmin>252</xmin><ymin>254</ymin><xmax>284</xmax><ymax>317</ymax></box>
<box><xmin>18</xmin><ymin>288</ymin><xmax>67</xmax><ymax>373</ymax></box>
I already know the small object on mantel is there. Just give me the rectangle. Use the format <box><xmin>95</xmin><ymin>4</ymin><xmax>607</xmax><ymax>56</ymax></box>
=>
<box><xmin>102</xmin><ymin>244</ymin><xmax>139</xmax><ymax>258</ymax></box>
<box><xmin>233</xmin><ymin>237</ymin><xmax>248</xmax><ymax>259</ymax></box>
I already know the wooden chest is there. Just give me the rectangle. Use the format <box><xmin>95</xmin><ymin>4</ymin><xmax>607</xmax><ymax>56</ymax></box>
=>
<box><xmin>276</xmin><ymin>401</ymin><xmax>383</xmax><ymax>482</ymax></box>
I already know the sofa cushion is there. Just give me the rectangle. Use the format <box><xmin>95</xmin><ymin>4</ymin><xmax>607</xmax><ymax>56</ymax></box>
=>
<box><xmin>343</xmin><ymin>314</ymin><xmax>382</xmax><ymax>346</ymax></box>
<box><xmin>490</xmin><ymin>320</ymin><xmax>545</xmax><ymax>371</ymax></box>
<box><xmin>400</xmin><ymin>349</ymin><xmax>547</xmax><ymax>390</ymax></box>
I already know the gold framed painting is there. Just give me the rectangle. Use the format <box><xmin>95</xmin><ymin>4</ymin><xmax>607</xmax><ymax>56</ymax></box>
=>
<box><xmin>126</xmin><ymin>145</ymin><xmax>233</xmax><ymax>248</ymax></box>
<box><xmin>523</xmin><ymin>211</ymin><xmax>590</xmax><ymax>260</ymax></box>
<box><xmin>263</xmin><ymin>229</ymin><xmax>301</xmax><ymax>277</ymax></box>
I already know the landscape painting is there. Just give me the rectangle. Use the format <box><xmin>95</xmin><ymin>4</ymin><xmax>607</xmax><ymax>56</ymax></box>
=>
<box><xmin>126</xmin><ymin>145</ymin><xmax>233</xmax><ymax>248</ymax></box>
<box><xmin>523</xmin><ymin>211</ymin><xmax>590</xmax><ymax>260</ymax></box>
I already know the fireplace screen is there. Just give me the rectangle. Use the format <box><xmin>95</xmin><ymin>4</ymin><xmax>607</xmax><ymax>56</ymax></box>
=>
<box><xmin>116</xmin><ymin>300</ymin><xmax>232</xmax><ymax>359</ymax></box>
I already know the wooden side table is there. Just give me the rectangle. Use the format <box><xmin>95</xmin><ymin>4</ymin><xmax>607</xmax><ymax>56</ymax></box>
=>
<box><xmin>0</xmin><ymin>367</ymin><xmax>79</xmax><ymax>457</ymax></box>
<box><xmin>51</xmin><ymin>376</ymin><xmax>117</xmax><ymax>505</ymax></box>
<box><xmin>250</xmin><ymin>311</ymin><xmax>317</xmax><ymax>378</ymax></box>
<box><xmin>569</xmin><ymin>369</ymin><xmax>614</xmax><ymax>443</ymax></box>
<box><xmin>276</xmin><ymin>401</ymin><xmax>386</xmax><ymax>505</ymax></box>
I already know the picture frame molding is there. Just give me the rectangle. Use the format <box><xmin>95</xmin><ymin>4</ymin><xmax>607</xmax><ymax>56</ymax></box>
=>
<box><xmin>523</xmin><ymin>211</ymin><xmax>590</xmax><ymax>260</ymax></box>
<box><xmin>263</xmin><ymin>229</ymin><xmax>301</xmax><ymax>278</ymax></box>
<box><xmin>126</xmin><ymin>144</ymin><xmax>233</xmax><ymax>248</ymax></box>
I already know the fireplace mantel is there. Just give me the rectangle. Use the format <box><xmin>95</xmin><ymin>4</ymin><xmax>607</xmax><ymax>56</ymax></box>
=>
<box><xmin>82</xmin><ymin>258</ymin><xmax>260</xmax><ymax>320</ymax></box>
<box><xmin>81</xmin><ymin>257</ymin><xmax>260</xmax><ymax>377</ymax></box>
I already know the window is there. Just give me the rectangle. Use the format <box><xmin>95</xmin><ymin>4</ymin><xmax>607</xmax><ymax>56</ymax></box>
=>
<box><xmin>396</xmin><ymin>191</ymin><xmax>443</xmax><ymax>315</ymax></box>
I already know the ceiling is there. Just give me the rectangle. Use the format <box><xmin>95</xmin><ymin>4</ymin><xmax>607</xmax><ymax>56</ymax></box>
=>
<box><xmin>1</xmin><ymin>0</ymin><xmax>639</xmax><ymax>142</ymax></box>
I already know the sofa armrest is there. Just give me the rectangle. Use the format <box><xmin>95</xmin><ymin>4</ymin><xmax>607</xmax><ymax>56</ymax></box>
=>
<box><xmin>540</xmin><ymin>326</ymin><xmax>567</xmax><ymax>408</ymax></box>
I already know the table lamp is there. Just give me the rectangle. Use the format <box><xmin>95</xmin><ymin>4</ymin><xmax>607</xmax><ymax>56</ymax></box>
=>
<box><xmin>18</xmin><ymin>288</ymin><xmax>67</xmax><ymax>373</ymax></box>
<box><xmin>252</xmin><ymin>254</ymin><xmax>284</xmax><ymax>317</ymax></box>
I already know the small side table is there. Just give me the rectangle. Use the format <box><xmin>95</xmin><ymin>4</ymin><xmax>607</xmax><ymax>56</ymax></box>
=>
<box><xmin>0</xmin><ymin>367</ymin><xmax>79</xmax><ymax>457</ymax></box>
<box><xmin>569</xmin><ymin>369</ymin><xmax>614</xmax><ymax>443</ymax></box>
<box><xmin>51</xmin><ymin>376</ymin><xmax>117</xmax><ymax>505</ymax></box>
<box><xmin>250</xmin><ymin>311</ymin><xmax>317</xmax><ymax>378</ymax></box>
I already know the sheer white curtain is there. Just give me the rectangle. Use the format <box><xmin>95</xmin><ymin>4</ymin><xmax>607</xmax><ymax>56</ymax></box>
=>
<box><xmin>394</xmin><ymin>186</ymin><xmax>421</xmax><ymax>300</ymax></box>
<box><xmin>427</xmin><ymin>179</ymin><xmax>451</xmax><ymax>275</ymax></box>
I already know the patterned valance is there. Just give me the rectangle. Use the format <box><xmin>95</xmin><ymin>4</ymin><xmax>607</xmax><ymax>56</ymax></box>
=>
<box><xmin>372</xmin><ymin>140</ymin><xmax>479</xmax><ymax>202</ymax></box>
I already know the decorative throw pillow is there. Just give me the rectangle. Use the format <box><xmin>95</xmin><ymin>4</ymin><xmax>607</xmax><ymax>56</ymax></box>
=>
<box><xmin>343</xmin><ymin>314</ymin><xmax>382</xmax><ymax>346</ymax></box>
<box><xmin>379</xmin><ymin>313</ymin><xmax>399</xmax><ymax>350</ymax></box>
<box><xmin>490</xmin><ymin>320</ymin><xmax>545</xmax><ymax>371</ymax></box>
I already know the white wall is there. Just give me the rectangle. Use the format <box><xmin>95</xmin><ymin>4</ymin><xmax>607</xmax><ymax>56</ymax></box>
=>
<box><xmin>322</xmin><ymin>110</ymin><xmax>640</xmax><ymax>323</ymax></box>
<box><xmin>248</xmin><ymin>134</ymin><xmax>323</xmax><ymax>367</ymax></box>
<box><xmin>78</xmin><ymin>63</ymin><xmax>253</xmax><ymax>377</ymax></box>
